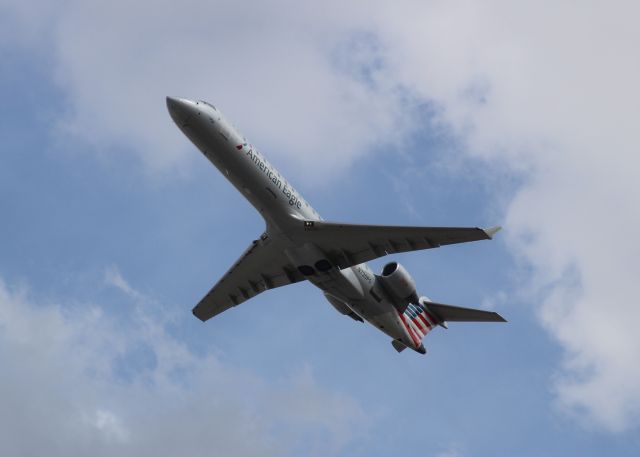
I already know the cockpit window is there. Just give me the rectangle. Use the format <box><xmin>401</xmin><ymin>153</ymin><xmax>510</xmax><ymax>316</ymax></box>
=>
<box><xmin>200</xmin><ymin>100</ymin><xmax>216</xmax><ymax>110</ymax></box>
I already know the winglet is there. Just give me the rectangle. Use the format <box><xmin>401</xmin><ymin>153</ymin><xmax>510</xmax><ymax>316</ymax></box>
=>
<box><xmin>483</xmin><ymin>226</ymin><xmax>502</xmax><ymax>239</ymax></box>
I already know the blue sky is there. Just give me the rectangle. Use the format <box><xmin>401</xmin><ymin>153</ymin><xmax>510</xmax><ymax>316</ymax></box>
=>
<box><xmin>1</xmin><ymin>2</ymin><xmax>639</xmax><ymax>456</ymax></box>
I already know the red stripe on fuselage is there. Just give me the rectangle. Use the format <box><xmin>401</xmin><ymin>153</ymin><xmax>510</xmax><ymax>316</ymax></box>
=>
<box><xmin>399</xmin><ymin>313</ymin><xmax>421</xmax><ymax>347</ymax></box>
<box><xmin>412</xmin><ymin>316</ymin><xmax>427</xmax><ymax>334</ymax></box>
<box><xmin>424</xmin><ymin>310</ymin><xmax>439</xmax><ymax>326</ymax></box>
<box><xmin>417</xmin><ymin>312</ymin><xmax>431</xmax><ymax>329</ymax></box>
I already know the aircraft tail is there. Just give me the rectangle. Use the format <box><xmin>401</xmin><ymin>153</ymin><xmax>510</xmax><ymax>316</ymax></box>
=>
<box><xmin>398</xmin><ymin>302</ymin><xmax>438</xmax><ymax>350</ymax></box>
<box><xmin>394</xmin><ymin>298</ymin><xmax>505</xmax><ymax>354</ymax></box>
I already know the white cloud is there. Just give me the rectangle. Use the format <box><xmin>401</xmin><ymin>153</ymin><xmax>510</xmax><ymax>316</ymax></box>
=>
<box><xmin>0</xmin><ymin>273</ymin><xmax>368</xmax><ymax>456</ymax></box>
<box><xmin>3</xmin><ymin>0</ymin><xmax>640</xmax><ymax>432</ymax></box>
<box><xmin>436</xmin><ymin>446</ymin><xmax>463</xmax><ymax>457</ymax></box>
<box><xmin>370</xmin><ymin>1</ymin><xmax>640</xmax><ymax>431</ymax></box>
<box><xmin>90</xmin><ymin>410</ymin><xmax>129</xmax><ymax>443</ymax></box>
<box><xmin>8</xmin><ymin>0</ymin><xmax>412</xmax><ymax>180</ymax></box>
<box><xmin>104</xmin><ymin>265</ymin><xmax>143</xmax><ymax>301</ymax></box>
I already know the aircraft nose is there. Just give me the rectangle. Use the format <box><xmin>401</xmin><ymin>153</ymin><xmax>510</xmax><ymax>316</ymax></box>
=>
<box><xmin>166</xmin><ymin>96</ymin><xmax>196</xmax><ymax>125</ymax></box>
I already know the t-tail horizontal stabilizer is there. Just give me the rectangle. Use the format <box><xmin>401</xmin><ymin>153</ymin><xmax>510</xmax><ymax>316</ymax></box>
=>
<box><xmin>426</xmin><ymin>302</ymin><xmax>507</xmax><ymax>323</ymax></box>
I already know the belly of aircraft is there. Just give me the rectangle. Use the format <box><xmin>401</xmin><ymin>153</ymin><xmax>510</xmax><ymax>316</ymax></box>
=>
<box><xmin>308</xmin><ymin>271</ymin><xmax>410</xmax><ymax>344</ymax></box>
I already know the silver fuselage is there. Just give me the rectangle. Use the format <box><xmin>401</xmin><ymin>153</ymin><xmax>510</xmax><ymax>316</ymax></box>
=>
<box><xmin>168</xmin><ymin>98</ymin><xmax>420</xmax><ymax>349</ymax></box>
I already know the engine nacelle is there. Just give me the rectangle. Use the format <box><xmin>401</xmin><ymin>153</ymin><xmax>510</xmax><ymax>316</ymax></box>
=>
<box><xmin>324</xmin><ymin>292</ymin><xmax>352</xmax><ymax>315</ymax></box>
<box><xmin>323</xmin><ymin>292</ymin><xmax>364</xmax><ymax>322</ymax></box>
<box><xmin>379</xmin><ymin>261</ymin><xmax>419</xmax><ymax>305</ymax></box>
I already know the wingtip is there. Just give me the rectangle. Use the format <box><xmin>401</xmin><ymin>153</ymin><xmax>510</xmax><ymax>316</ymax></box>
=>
<box><xmin>484</xmin><ymin>225</ymin><xmax>502</xmax><ymax>239</ymax></box>
<box><xmin>192</xmin><ymin>307</ymin><xmax>207</xmax><ymax>322</ymax></box>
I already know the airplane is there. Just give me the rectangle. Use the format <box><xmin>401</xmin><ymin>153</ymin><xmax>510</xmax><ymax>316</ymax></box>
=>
<box><xmin>166</xmin><ymin>96</ymin><xmax>506</xmax><ymax>354</ymax></box>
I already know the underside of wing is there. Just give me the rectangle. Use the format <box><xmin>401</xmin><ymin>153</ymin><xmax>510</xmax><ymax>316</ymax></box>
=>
<box><xmin>426</xmin><ymin>302</ymin><xmax>507</xmax><ymax>322</ymax></box>
<box><xmin>192</xmin><ymin>234</ymin><xmax>305</xmax><ymax>322</ymax></box>
<box><xmin>301</xmin><ymin>220</ymin><xmax>501</xmax><ymax>269</ymax></box>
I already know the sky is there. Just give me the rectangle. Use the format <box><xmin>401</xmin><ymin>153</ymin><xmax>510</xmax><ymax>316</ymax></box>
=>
<box><xmin>1</xmin><ymin>1</ymin><xmax>639</xmax><ymax>455</ymax></box>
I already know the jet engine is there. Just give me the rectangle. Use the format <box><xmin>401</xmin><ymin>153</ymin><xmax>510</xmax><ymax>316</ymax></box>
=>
<box><xmin>379</xmin><ymin>261</ymin><xmax>419</xmax><ymax>305</ymax></box>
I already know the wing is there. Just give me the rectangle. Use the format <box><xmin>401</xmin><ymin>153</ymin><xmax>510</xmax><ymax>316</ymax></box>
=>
<box><xmin>427</xmin><ymin>302</ymin><xmax>507</xmax><ymax>322</ymax></box>
<box><xmin>301</xmin><ymin>221</ymin><xmax>501</xmax><ymax>269</ymax></box>
<box><xmin>192</xmin><ymin>234</ymin><xmax>306</xmax><ymax>322</ymax></box>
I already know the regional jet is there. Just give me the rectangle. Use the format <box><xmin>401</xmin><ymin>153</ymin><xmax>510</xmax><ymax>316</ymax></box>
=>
<box><xmin>167</xmin><ymin>97</ymin><xmax>505</xmax><ymax>354</ymax></box>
